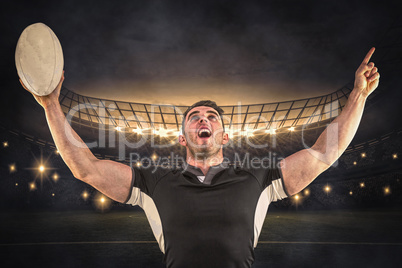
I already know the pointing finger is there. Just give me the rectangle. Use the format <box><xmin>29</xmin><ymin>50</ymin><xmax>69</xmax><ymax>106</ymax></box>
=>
<box><xmin>361</xmin><ymin>47</ymin><xmax>375</xmax><ymax>65</ymax></box>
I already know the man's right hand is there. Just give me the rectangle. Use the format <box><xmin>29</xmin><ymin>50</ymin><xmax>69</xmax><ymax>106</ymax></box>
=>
<box><xmin>19</xmin><ymin>70</ymin><xmax>65</xmax><ymax>109</ymax></box>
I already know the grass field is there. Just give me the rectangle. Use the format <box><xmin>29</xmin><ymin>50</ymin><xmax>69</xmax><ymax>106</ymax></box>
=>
<box><xmin>1</xmin><ymin>208</ymin><xmax>401</xmax><ymax>267</ymax></box>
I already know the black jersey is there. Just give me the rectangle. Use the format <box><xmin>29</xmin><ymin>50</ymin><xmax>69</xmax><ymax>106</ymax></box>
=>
<box><xmin>125</xmin><ymin>162</ymin><xmax>288</xmax><ymax>268</ymax></box>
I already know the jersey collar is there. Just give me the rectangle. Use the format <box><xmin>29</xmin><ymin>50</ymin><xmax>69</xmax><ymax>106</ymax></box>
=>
<box><xmin>181</xmin><ymin>160</ymin><xmax>229</xmax><ymax>185</ymax></box>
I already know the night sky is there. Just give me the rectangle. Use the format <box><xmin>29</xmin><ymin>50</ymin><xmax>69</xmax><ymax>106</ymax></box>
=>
<box><xmin>1</xmin><ymin>0</ymin><xmax>400</xmax><ymax>106</ymax></box>
<box><xmin>0</xmin><ymin>0</ymin><xmax>401</xmax><ymax>143</ymax></box>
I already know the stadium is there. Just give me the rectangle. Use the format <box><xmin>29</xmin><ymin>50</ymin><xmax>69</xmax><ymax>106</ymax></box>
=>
<box><xmin>1</xmin><ymin>1</ymin><xmax>402</xmax><ymax>267</ymax></box>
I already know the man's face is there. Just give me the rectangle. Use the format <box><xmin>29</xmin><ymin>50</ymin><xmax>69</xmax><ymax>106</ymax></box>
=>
<box><xmin>179</xmin><ymin>106</ymin><xmax>228</xmax><ymax>158</ymax></box>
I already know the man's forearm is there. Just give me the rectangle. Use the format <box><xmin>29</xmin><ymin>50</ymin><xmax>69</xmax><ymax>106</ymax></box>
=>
<box><xmin>310</xmin><ymin>88</ymin><xmax>367</xmax><ymax>166</ymax></box>
<box><xmin>280</xmin><ymin>48</ymin><xmax>379</xmax><ymax>195</ymax></box>
<box><xmin>44</xmin><ymin>102</ymin><xmax>97</xmax><ymax>181</ymax></box>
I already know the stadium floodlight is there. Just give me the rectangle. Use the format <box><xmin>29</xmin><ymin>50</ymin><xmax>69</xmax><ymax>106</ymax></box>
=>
<box><xmin>392</xmin><ymin>153</ymin><xmax>398</xmax><ymax>159</ymax></box>
<box><xmin>384</xmin><ymin>187</ymin><xmax>391</xmax><ymax>195</ymax></box>
<box><xmin>82</xmin><ymin>191</ymin><xmax>89</xmax><ymax>200</ymax></box>
<box><xmin>159</xmin><ymin>128</ymin><xmax>168</xmax><ymax>137</ymax></box>
<box><xmin>9</xmin><ymin>164</ymin><xmax>16</xmax><ymax>173</ymax></box>
<box><xmin>39</xmin><ymin>165</ymin><xmax>45</xmax><ymax>173</ymax></box>
<box><xmin>94</xmin><ymin>193</ymin><xmax>111</xmax><ymax>212</ymax></box>
<box><xmin>30</xmin><ymin>182</ymin><xmax>36</xmax><ymax>191</ymax></box>
<box><xmin>132</xmin><ymin>128</ymin><xmax>143</xmax><ymax>135</ymax></box>
<box><xmin>288</xmin><ymin>127</ymin><xmax>295</xmax><ymax>131</ymax></box>
<box><xmin>324</xmin><ymin>185</ymin><xmax>331</xmax><ymax>193</ymax></box>
<box><xmin>361</xmin><ymin>152</ymin><xmax>366</xmax><ymax>158</ymax></box>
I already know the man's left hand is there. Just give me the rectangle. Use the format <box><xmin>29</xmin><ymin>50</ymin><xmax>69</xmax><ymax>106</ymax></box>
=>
<box><xmin>354</xmin><ymin>47</ymin><xmax>380</xmax><ymax>97</ymax></box>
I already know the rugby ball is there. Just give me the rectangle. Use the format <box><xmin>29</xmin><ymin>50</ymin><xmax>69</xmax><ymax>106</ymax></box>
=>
<box><xmin>15</xmin><ymin>23</ymin><xmax>64</xmax><ymax>96</ymax></box>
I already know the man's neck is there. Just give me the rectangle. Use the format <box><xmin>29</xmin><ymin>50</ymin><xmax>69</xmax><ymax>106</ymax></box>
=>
<box><xmin>186</xmin><ymin>153</ymin><xmax>224</xmax><ymax>175</ymax></box>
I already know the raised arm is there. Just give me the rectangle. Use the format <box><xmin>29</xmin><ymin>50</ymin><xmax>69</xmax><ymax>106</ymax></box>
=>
<box><xmin>280</xmin><ymin>48</ymin><xmax>380</xmax><ymax>196</ymax></box>
<box><xmin>20</xmin><ymin>72</ymin><xmax>132</xmax><ymax>203</ymax></box>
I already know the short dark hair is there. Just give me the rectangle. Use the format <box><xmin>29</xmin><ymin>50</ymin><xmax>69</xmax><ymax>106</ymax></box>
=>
<box><xmin>181</xmin><ymin>100</ymin><xmax>225</xmax><ymax>134</ymax></box>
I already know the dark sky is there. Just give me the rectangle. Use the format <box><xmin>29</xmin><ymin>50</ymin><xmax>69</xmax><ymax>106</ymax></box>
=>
<box><xmin>1</xmin><ymin>0</ymin><xmax>400</xmax><ymax>106</ymax></box>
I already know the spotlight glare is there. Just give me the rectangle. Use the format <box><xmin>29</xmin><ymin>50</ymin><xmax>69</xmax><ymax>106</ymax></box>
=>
<box><xmin>29</xmin><ymin>182</ymin><xmax>36</xmax><ymax>191</ymax></box>
<box><xmin>39</xmin><ymin>165</ymin><xmax>45</xmax><ymax>173</ymax></box>
<box><xmin>15</xmin><ymin>183</ymin><xmax>18</xmax><ymax>186</ymax></box>
<box><xmin>3</xmin><ymin>141</ymin><xmax>9</xmax><ymax>147</ymax></box>
<box><xmin>384</xmin><ymin>187</ymin><xmax>391</xmax><ymax>195</ymax></box>
<box><xmin>361</xmin><ymin>152</ymin><xmax>366</xmax><ymax>158</ymax></box>
<box><xmin>9</xmin><ymin>164</ymin><xmax>16</xmax><ymax>173</ymax></box>
<box><xmin>159</xmin><ymin>128</ymin><xmax>168</xmax><ymax>137</ymax></box>
<box><xmin>52</xmin><ymin>173</ymin><xmax>59</xmax><ymax>182</ymax></box>
<box><xmin>294</xmin><ymin>194</ymin><xmax>300</xmax><ymax>200</ymax></box>
<box><xmin>82</xmin><ymin>191</ymin><xmax>89</xmax><ymax>200</ymax></box>
<box><xmin>324</xmin><ymin>185</ymin><xmax>331</xmax><ymax>193</ymax></box>
<box><xmin>392</xmin><ymin>153</ymin><xmax>398</xmax><ymax>159</ymax></box>
<box><xmin>360</xmin><ymin>182</ymin><xmax>365</xmax><ymax>188</ymax></box>
<box><xmin>52</xmin><ymin>193</ymin><xmax>55</xmax><ymax>197</ymax></box>
<box><xmin>304</xmin><ymin>189</ymin><xmax>310</xmax><ymax>195</ymax></box>
<box><xmin>115</xmin><ymin>126</ymin><xmax>122</xmax><ymax>132</ymax></box>
<box><xmin>94</xmin><ymin>193</ymin><xmax>112</xmax><ymax>212</ymax></box>
<box><xmin>288</xmin><ymin>127</ymin><xmax>295</xmax><ymax>131</ymax></box>
<box><xmin>353</xmin><ymin>161</ymin><xmax>357</xmax><ymax>165</ymax></box>
<box><xmin>132</xmin><ymin>128</ymin><xmax>143</xmax><ymax>135</ymax></box>
<box><xmin>349</xmin><ymin>191</ymin><xmax>353</xmax><ymax>195</ymax></box>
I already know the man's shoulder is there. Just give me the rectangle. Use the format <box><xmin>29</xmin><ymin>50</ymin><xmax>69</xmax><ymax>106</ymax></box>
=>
<box><xmin>232</xmin><ymin>162</ymin><xmax>282</xmax><ymax>182</ymax></box>
<box><xmin>132</xmin><ymin>165</ymin><xmax>178</xmax><ymax>180</ymax></box>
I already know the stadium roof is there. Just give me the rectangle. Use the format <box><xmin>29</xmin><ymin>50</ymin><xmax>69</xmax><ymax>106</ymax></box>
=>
<box><xmin>60</xmin><ymin>77</ymin><xmax>389</xmax><ymax>136</ymax></box>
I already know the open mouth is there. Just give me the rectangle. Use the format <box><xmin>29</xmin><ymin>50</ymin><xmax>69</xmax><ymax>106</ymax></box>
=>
<box><xmin>198</xmin><ymin>128</ymin><xmax>211</xmax><ymax>138</ymax></box>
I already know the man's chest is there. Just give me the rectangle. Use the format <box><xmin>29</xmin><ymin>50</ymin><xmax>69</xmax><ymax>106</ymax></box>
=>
<box><xmin>152</xmin><ymin>174</ymin><xmax>262</xmax><ymax>231</ymax></box>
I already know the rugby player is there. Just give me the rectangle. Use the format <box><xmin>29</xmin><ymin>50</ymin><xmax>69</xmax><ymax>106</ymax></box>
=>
<box><xmin>20</xmin><ymin>48</ymin><xmax>379</xmax><ymax>267</ymax></box>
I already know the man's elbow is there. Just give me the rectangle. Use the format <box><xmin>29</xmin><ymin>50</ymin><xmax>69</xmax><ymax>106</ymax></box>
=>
<box><xmin>69</xmin><ymin>160</ymin><xmax>98</xmax><ymax>184</ymax></box>
<box><xmin>309</xmin><ymin>145</ymin><xmax>340</xmax><ymax>169</ymax></box>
